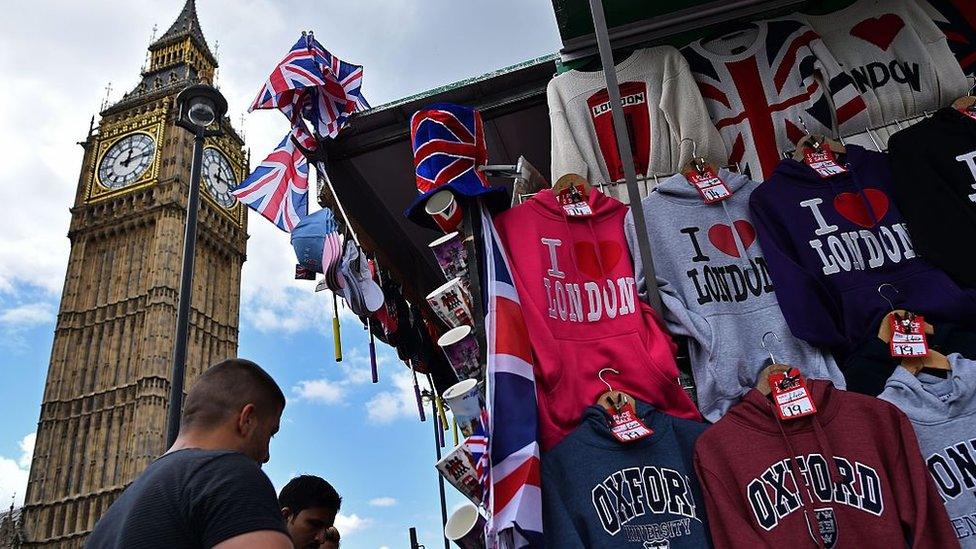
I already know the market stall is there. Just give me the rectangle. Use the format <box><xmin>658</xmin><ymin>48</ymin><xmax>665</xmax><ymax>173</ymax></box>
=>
<box><xmin>232</xmin><ymin>1</ymin><xmax>976</xmax><ymax>547</ymax></box>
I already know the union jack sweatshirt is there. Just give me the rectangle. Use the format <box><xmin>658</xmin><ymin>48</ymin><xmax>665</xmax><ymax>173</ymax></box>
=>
<box><xmin>807</xmin><ymin>0</ymin><xmax>968</xmax><ymax>128</ymax></box>
<box><xmin>682</xmin><ymin>16</ymin><xmax>870</xmax><ymax>180</ymax></box>
<box><xmin>547</xmin><ymin>46</ymin><xmax>727</xmax><ymax>189</ymax></box>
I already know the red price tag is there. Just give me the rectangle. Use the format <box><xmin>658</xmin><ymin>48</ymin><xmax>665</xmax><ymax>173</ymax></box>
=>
<box><xmin>557</xmin><ymin>185</ymin><xmax>592</xmax><ymax>216</ymax></box>
<box><xmin>608</xmin><ymin>402</ymin><xmax>653</xmax><ymax>442</ymax></box>
<box><xmin>685</xmin><ymin>166</ymin><xmax>731</xmax><ymax>204</ymax></box>
<box><xmin>890</xmin><ymin>313</ymin><xmax>929</xmax><ymax>358</ymax></box>
<box><xmin>957</xmin><ymin>106</ymin><xmax>976</xmax><ymax>122</ymax></box>
<box><xmin>769</xmin><ymin>368</ymin><xmax>817</xmax><ymax>421</ymax></box>
<box><xmin>803</xmin><ymin>148</ymin><xmax>847</xmax><ymax>178</ymax></box>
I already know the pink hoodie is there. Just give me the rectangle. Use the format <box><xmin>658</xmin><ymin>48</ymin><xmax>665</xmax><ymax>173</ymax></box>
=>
<box><xmin>495</xmin><ymin>188</ymin><xmax>700</xmax><ymax>450</ymax></box>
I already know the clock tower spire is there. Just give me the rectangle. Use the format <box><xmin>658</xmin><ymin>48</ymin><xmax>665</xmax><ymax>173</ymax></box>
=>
<box><xmin>20</xmin><ymin>2</ymin><xmax>248</xmax><ymax>546</ymax></box>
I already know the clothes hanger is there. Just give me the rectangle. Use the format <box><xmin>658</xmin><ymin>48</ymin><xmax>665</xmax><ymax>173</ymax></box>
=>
<box><xmin>679</xmin><ymin>138</ymin><xmax>718</xmax><ymax>176</ymax></box>
<box><xmin>951</xmin><ymin>80</ymin><xmax>976</xmax><ymax>111</ymax></box>
<box><xmin>792</xmin><ymin>116</ymin><xmax>846</xmax><ymax>161</ymax></box>
<box><xmin>699</xmin><ymin>20</ymin><xmax>759</xmax><ymax>46</ymax></box>
<box><xmin>596</xmin><ymin>367</ymin><xmax>633</xmax><ymax>413</ymax></box>
<box><xmin>551</xmin><ymin>173</ymin><xmax>591</xmax><ymax>199</ymax></box>
<box><xmin>757</xmin><ymin>332</ymin><xmax>791</xmax><ymax>396</ymax></box>
<box><xmin>875</xmin><ymin>284</ymin><xmax>951</xmax><ymax>373</ymax></box>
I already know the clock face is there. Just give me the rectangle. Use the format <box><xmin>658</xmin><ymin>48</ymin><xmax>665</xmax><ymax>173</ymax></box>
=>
<box><xmin>202</xmin><ymin>148</ymin><xmax>238</xmax><ymax>208</ymax></box>
<box><xmin>98</xmin><ymin>133</ymin><xmax>156</xmax><ymax>189</ymax></box>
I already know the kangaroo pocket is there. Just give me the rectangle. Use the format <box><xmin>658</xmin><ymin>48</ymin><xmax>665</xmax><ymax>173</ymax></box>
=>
<box><xmin>840</xmin><ymin>270</ymin><xmax>976</xmax><ymax>343</ymax></box>
<box><xmin>543</xmin><ymin>330</ymin><xmax>681</xmax><ymax>435</ymax></box>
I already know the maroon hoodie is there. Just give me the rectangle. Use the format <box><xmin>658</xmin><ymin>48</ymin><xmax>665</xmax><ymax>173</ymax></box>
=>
<box><xmin>694</xmin><ymin>380</ymin><xmax>957</xmax><ymax>548</ymax></box>
<box><xmin>495</xmin><ymin>188</ymin><xmax>700</xmax><ymax>450</ymax></box>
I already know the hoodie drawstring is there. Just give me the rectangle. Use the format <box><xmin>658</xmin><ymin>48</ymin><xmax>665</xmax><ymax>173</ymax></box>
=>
<box><xmin>773</xmin><ymin>414</ymin><xmax>826</xmax><ymax>549</ymax></box>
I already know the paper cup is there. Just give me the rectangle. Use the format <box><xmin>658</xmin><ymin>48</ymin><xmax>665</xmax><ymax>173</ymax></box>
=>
<box><xmin>438</xmin><ymin>326</ymin><xmax>482</xmax><ymax>381</ymax></box>
<box><xmin>426</xmin><ymin>190</ymin><xmax>464</xmax><ymax>233</ymax></box>
<box><xmin>443</xmin><ymin>378</ymin><xmax>484</xmax><ymax>438</ymax></box>
<box><xmin>426</xmin><ymin>277</ymin><xmax>473</xmax><ymax>329</ymax></box>
<box><xmin>445</xmin><ymin>504</ymin><xmax>487</xmax><ymax>549</ymax></box>
<box><xmin>429</xmin><ymin>231</ymin><xmax>469</xmax><ymax>284</ymax></box>
<box><xmin>435</xmin><ymin>442</ymin><xmax>483</xmax><ymax>507</ymax></box>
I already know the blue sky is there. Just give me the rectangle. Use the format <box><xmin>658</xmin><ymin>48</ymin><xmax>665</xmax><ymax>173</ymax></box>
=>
<box><xmin>0</xmin><ymin>1</ymin><xmax>560</xmax><ymax>547</ymax></box>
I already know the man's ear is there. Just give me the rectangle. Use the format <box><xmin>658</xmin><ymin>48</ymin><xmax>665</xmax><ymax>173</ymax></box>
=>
<box><xmin>281</xmin><ymin>507</ymin><xmax>292</xmax><ymax>522</ymax></box>
<box><xmin>237</xmin><ymin>403</ymin><xmax>257</xmax><ymax>436</ymax></box>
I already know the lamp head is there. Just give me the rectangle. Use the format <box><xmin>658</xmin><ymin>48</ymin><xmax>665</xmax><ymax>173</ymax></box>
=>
<box><xmin>177</xmin><ymin>84</ymin><xmax>228</xmax><ymax>134</ymax></box>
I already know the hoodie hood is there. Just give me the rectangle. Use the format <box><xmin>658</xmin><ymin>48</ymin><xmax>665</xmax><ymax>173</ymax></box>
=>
<box><xmin>527</xmin><ymin>186</ymin><xmax>626</xmax><ymax>221</ymax></box>
<box><xmin>770</xmin><ymin>144</ymin><xmax>874</xmax><ymax>187</ymax></box>
<box><xmin>880</xmin><ymin>354</ymin><xmax>976</xmax><ymax>425</ymax></box>
<box><xmin>654</xmin><ymin>168</ymin><xmax>752</xmax><ymax>204</ymax></box>
<box><xmin>576</xmin><ymin>400</ymin><xmax>670</xmax><ymax>449</ymax></box>
<box><xmin>729</xmin><ymin>379</ymin><xmax>843</xmax><ymax>435</ymax></box>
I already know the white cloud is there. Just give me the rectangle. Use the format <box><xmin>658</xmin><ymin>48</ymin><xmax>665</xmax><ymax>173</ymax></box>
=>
<box><xmin>368</xmin><ymin>496</ymin><xmax>397</xmax><ymax>507</ymax></box>
<box><xmin>292</xmin><ymin>379</ymin><xmax>345</xmax><ymax>405</ymax></box>
<box><xmin>366</xmin><ymin>369</ymin><xmax>430</xmax><ymax>424</ymax></box>
<box><xmin>0</xmin><ymin>433</ymin><xmax>36</xmax><ymax>508</ymax></box>
<box><xmin>334</xmin><ymin>512</ymin><xmax>371</xmax><ymax>536</ymax></box>
<box><xmin>0</xmin><ymin>303</ymin><xmax>56</xmax><ymax>327</ymax></box>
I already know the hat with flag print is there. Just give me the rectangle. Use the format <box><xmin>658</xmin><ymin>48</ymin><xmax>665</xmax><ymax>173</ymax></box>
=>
<box><xmin>404</xmin><ymin>103</ymin><xmax>508</xmax><ymax>229</ymax></box>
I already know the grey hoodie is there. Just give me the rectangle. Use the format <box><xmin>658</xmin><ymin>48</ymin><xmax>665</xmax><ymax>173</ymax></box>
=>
<box><xmin>879</xmin><ymin>354</ymin><xmax>976</xmax><ymax>547</ymax></box>
<box><xmin>624</xmin><ymin>169</ymin><xmax>843</xmax><ymax>421</ymax></box>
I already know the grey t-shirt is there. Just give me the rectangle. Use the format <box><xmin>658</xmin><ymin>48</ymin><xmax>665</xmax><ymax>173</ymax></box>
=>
<box><xmin>86</xmin><ymin>449</ymin><xmax>286</xmax><ymax>548</ymax></box>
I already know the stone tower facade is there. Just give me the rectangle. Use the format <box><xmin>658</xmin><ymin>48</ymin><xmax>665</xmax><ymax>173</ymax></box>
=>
<box><xmin>20</xmin><ymin>1</ymin><xmax>248</xmax><ymax>545</ymax></box>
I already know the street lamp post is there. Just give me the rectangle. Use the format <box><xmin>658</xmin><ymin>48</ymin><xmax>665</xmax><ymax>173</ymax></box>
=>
<box><xmin>166</xmin><ymin>83</ymin><xmax>228</xmax><ymax>447</ymax></box>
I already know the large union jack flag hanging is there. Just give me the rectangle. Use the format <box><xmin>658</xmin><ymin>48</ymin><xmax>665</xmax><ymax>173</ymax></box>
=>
<box><xmin>251</xmin><ymin>32</ymin><xmax>369</xmax><ymax>139</ymax></box>
<box><xmin>231</xmin><ymin>131</ymin><xmax>314</xmax><ymax>232</ymax></box>
<box><xmin>480</xmin><ymin>205</ymin><xmax>544</xmax><ymax>548</ymax></box>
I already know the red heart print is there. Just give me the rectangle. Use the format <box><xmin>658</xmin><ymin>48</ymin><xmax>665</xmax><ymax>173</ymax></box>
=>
<box><xmin>707</xmin><ymin>220</ymin><xmax>756</xmax><ymax>258</ymax></box>
<box><xmin>833</xmin><ymin>189</ymin><xmax>890</xmax><ymax>228</ymax></box>
<box><xmin>850</xmin><ymin>14</ymin><xmax>905</xmax><ymax>51</ymax></box>
<box><xmin>573</xmin><ymin>241</ymin><xmax>623</xmax><ymax>279</ymax></box>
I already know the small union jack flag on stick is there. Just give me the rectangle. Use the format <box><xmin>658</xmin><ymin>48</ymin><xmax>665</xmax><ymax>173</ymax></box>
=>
<box><xmin>231</xmin><ymin>131</ymin><xmax>315</xmax><ymax>232</ymax></box>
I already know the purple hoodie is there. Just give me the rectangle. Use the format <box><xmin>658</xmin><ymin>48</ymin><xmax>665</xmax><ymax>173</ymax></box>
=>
<box><xmin>748</xmin><ymin>145</ymin><xmax>976</xmax><ymax>357</ymax></box>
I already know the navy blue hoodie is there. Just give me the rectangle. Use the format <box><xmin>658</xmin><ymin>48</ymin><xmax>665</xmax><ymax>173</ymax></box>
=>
<box><xmin>748</xmin><ymin>145</ymin><xmax>976</xmax><ymax>357</ymax></box>
<box><xmin>542</xmin><ymin>402</ymin><xmax>712</xmax><ymax>548</ymax></box>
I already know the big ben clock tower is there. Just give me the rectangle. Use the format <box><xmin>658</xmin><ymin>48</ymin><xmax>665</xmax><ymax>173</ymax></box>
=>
<box><xmin>20</xmin><ymin>1</ymin><xmax>248</xmax><ymax>546</ymax></box>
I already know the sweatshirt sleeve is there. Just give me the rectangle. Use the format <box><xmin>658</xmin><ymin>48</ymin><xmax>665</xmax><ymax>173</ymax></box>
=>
<box><xmin>749</xmin><ymin>193</ymin><xmax>848</xmax><ymax>350</ymax></box>
<box><xmin>694</xmin><ymin>456</ymin><xmax>767</xmax><ymax>549</ymax></box>
<box><xmin>547</xmin><ymin>82</ymin><xmax>589</xmax><ymax>184</ymax></box>
<box><xmin>890</xmin><ymin>407</ymin><xmax>960</xmax><ymax>548</ymax></box>
<box><xmin>624</xmin><ymin>209</ymin><xmax>712</xmax><ymax>347</ymax></box>
<box><xmin>541</xmin><ymin>461</ymin><xmax>586</xmax><ymax>548</ymax></box>
<box><xmin>660</xmin><ymin>56</ymin><xmax>728</xmax><ymax>170</ymax></box>
<box><xmin>806</xmin><ymin>30</ymin><xmax>870</xmax><ymax>133</ymax></box>
<box><xmin>903</xmin><ymin>0</ymin><xmax>969</xmax><ymax>106</ymax></box>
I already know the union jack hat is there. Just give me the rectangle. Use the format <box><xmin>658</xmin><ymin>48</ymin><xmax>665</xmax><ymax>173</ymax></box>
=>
<box><xmin>405</xmin><ymin>103</ymin><xmax>507</xmax><ymax>229</ymax></box>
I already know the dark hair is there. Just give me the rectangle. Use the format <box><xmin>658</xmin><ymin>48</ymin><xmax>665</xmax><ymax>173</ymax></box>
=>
<box><xmin>279</xmin><ymin>475</ymin><xmax>343</xmax><ymax>515</ymax></box>
<box><xmin>324</xmin><ymin>526</ymin><xmax>340</xmax><ymax>544</ymax></box>
<box><xmin>181</xmin><ymin>358</ymin><xmax>286</xmax><ymax>429</ymax></box>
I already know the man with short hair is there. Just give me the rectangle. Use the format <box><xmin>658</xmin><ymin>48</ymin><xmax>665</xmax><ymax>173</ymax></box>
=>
<box><xmin>279</xmin><ymin>475</ymin><xmax>342</xmax><ymax>549</ymax></box>
<box><xmin>87</xmin><ymin>359</ymin><xmax>292</xmax><ymax>548</ymax></box>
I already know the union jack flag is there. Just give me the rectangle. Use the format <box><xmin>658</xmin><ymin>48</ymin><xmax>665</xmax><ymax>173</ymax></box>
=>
<box><xmin>411</xmin><ymin>104</ymin><xmax>489</xmax><ymax>194</ymax></box>
<box><xmin>463</xmin><ymin>409</ymin><xmax>491</xmax><ymax>505</ymax></box>
<box><xmin>481</xmin><ymin>205</ymin><xmax>543</xmax><ymax>548</ymax></box>
<box><xmin>231</xmin><ymin>132</ymin><xmax>314</xmax><ymax>232</ymax></box>
<box><xmin>251</xmin><ymin>32</ymin><xmax>369</xmax><ymax>139</ymax></box>
<box><xmin>925</xmin><ymin>0</ymin><xmax>976</xmax><ymax>74</ymax></box>
<box><xmin>682</xmin><ymin>17</ymin><xmax>868</xmax><ymax>179</ymax></box>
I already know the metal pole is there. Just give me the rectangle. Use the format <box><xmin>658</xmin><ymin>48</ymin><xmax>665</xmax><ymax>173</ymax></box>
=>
<box><xmin>432</xmin><ymin>396</ymin><xmax>450</xmax><ymax>549</ymax></box>
<box><xmin>166</xmin><ymin>128</ymin><xmax>206</xmax><ymax>447</ymax></box>
<box><xmin>587</xmin><ymin>0</ymin><xmax>664</xmax><ymax>316</ymax></box>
